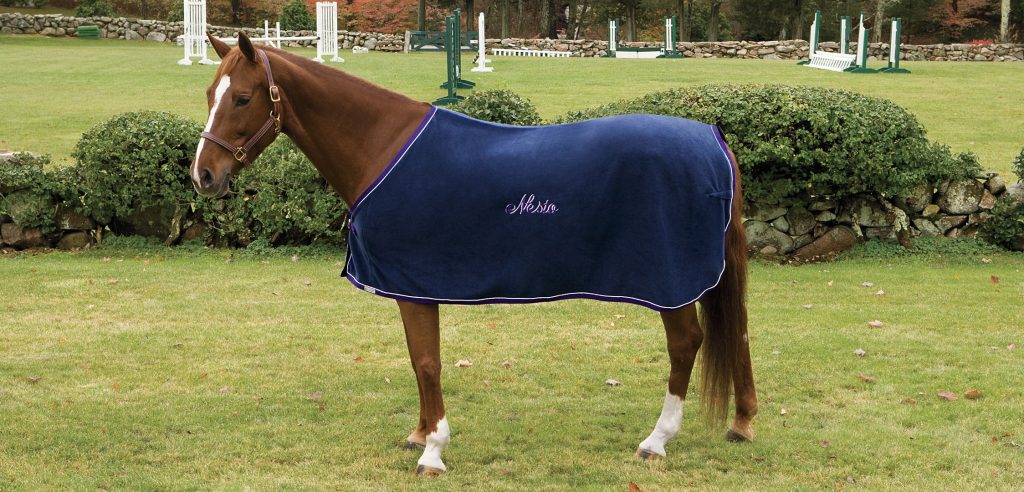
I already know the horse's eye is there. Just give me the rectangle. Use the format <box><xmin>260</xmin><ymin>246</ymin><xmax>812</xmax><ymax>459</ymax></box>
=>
<box><xmin>236</xmin><ymin>96</ymin><xmax>251</xmax><ymax>107</ymax></box>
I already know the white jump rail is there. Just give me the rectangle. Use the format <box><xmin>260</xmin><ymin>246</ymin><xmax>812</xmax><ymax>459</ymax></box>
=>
<box><xmin>491</xmin><ymin>48</ymin><xmax>571</xmax><ymax>58</ymax></box>
<box><xmin>806</xmin><ymin>51</ymin><xmax>856</xmax><ymax>71</ymax></box>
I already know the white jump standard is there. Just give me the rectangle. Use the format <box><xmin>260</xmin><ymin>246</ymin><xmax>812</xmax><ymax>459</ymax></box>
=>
<box><xmin>179</xmin><ymin>0</ymin><xmax>214</xmax><ymax>65</ymax></box>
<box><xmin>470</xmin><ymin>12</ymin><xmax>493</xmax><ymax>72</ymax></box>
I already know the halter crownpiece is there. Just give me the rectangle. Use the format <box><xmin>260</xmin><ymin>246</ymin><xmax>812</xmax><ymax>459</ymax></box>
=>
<box><xmin>200</xmin><ymin>49</ymin><xmax>283</xmax><ymax>166</ymax></box>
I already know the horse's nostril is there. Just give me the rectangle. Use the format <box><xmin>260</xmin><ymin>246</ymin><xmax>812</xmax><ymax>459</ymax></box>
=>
<box><xmin>200</xmin><ymin>168</ymin><xmax>214</xmax><ymax>189</ymax></box>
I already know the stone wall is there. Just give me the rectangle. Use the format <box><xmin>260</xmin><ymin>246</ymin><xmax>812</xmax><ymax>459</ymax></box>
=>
<box><xmin>3</xmin><ymin>13</ymin><xmax>1022</xmax><ymax>62</ymax></box>
<box><xmin>745</xmin><ymin>173</ymin><xmax>1024</xmax><ymax>260</ymax></box>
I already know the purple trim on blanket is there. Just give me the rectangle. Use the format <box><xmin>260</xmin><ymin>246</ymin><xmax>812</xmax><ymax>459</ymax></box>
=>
<box><xmin>349</xmin><ymin>106</ymin><xmax>438</xmax><ymax>211</ymax></box>
<box><xmin>343</xmin><ymin>271</ymin><xmax>692</xmax><ymax>312</ymax></box>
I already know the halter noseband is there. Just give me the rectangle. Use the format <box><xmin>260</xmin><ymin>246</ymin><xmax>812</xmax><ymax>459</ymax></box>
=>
<box><xmin>200</xmin><ymin>49</ymin><xmax>283</xmax><ymax>166</ymax></box>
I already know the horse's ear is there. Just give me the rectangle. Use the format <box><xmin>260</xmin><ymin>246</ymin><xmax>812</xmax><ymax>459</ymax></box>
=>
<box><xmin>238</xmin><ymin>32</ymin><xmax>257</xmax><ymax>63</ymax></box>
<box><xmin>208</xmin><ymin>34</ymin><xmax>231</xmax><ymax>59</ymax></box>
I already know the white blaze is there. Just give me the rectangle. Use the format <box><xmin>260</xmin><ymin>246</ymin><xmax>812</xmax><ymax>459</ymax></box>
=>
<box><xmin>638</xmin><ymin>392</ymin><xmax>684</xmax><ymax>457</ymax></box>
<box><xmin>192</xmin><ymin>74</ymin><xmax>232</xmax><ymax>183</ymax></box>
<box><xmin>417</xmin><ymin>417</ymin><xmax>451</xmax><ymax>471</ymax></box>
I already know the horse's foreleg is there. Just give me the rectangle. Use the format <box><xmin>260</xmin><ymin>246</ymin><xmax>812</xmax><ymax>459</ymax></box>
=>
<box><xmin>397</xmin><ymin>300</ymin><xmax>450</xmax><ymax>476</ymax></box>
<box><xmin>727</xmin><ymin>335</ymin><xmax>758</xmax><ymax>442</ymax></box>
<box><xmin>637</xmin><ymin>304</ymin><xmax>703</xmax><ymax>460</ymax></box>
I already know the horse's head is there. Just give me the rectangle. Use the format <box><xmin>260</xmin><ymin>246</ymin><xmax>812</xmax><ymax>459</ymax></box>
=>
<box><xmin>191</xmin><ymin>32</ymin><xmax>283</xmax><ymax>198</ymax></box>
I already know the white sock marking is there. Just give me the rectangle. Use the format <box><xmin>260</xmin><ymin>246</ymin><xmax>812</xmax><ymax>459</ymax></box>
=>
<box><xmin>417</xmin><ymin>417</ymin><xmax>450</xmax><ymax>471</ymax></box>
<box><xmin>192</xmin><ymin>74</ymin><xmax>231</xmax><ymax>184</ymax></box>
<box><xmin>638</xmin><ymin>392</ymin><xmax>684</xmax><ymax>457</ymax></box>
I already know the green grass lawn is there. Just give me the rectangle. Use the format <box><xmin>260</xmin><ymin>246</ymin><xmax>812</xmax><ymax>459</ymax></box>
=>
<box><xmin>1</xmin><ymin>243</ymin><xmax>1022</xmax><ymax>489</ymax></box>
<box><xmin>1</xmin><ymin>35</ymin><xmax>1022</xmax><ymax>177</ymax></box>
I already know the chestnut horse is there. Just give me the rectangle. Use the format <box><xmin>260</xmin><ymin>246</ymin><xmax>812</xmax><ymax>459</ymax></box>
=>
<box><xmin>190</xmin><ymin>33</ymin><xmax>757</xmax><ymax>476</ymax></box>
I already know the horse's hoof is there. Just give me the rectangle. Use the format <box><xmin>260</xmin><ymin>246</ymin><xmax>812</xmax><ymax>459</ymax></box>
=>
<box><xmin>404</xmin><ymin>440</ymin><xmax>425</xmax><ymax>450</ymax></box>
<box><xmin>726</xmin><ymin>428</ymin><xmax>754</xmax><ymax>443</ymax></box>
<box><xmin>635</xmin><ymin>448</ymin><xmax>662</xmax><ymax>461</ymax></box>
<box><xmin>415</xmin><ymin>464</ymin><xmax>445</xmax><ymax>477</ymax></box>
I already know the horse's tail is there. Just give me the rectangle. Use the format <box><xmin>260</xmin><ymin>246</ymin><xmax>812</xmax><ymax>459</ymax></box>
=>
<box><xmin>698</xmin><ymin>144</ymin><xmax>749</xmax><ymax>425</ymax></box>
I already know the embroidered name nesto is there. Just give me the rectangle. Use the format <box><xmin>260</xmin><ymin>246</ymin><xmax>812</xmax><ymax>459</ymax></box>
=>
<box><xmin>342</xmin><ymin>107</ymin><xmax>735</xmax><ymax>311</ymax></box>
<box><xmin>506</xmin><ymin>194</ymin><xmax>558</xmax><ymax>215</ymax></box>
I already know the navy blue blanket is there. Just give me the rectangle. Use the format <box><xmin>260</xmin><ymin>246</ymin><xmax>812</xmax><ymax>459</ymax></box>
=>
<box><xmin>343</xmin><ymin>107</ymin><xmax>734</xmax><ymax>311</ymax></box>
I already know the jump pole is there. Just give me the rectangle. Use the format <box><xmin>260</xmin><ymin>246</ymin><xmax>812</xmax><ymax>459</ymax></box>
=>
<box><xmin>880</xmin><ymin>17</ymin><xmax>910</xmax><ymax>74</ymax></box>
<box><xmin>840</xmin><ymin>16</ymin><xmax>851</xmax><ymax>55</ymax></box>
<box><xmin>657</xmin><ymin>16</ymin><xmax>684</xmax><ymax>58</ymax></box>
<box><xmin>797</xmin><ymin>10</ymin><xmax>820</xmax><ymax>65</ymax></box>
<box><xmin>844</xmin><ymin>13</ymin><xmax>876</xmax><ymax>73</ymax></box>
<box><xmin>605</xmin><ymin>19</ymin><xmax>618</xmax><ymax>57</ymax></box>
<box><xmin>470</xmin><ymin>12</ymin><xmax>493</xmax><ymax>72</ymax></box>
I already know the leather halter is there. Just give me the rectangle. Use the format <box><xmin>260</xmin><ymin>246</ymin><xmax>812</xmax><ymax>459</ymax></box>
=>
<box><xmin>200</xmin><ymin>49</ymin><xmax>283</xmax><ymax>166</ymax></box>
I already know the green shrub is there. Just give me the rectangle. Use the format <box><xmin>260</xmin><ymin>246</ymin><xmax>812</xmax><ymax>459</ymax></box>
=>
<box><xmin>0</xmin><ymin>153</ymin><xmax>57</xmax><ymax>232</ymax></box>
<box><xmin>72</xmin><ymin>111</ymin><xmax>201</xmax><ymax>226</ymax></box>
<box><xmin>199</xmin><ymin>138</ymin><xmax>347</xmax><ymax>247</ymax></box>
<box><xmin>555</xmin><ymin>85</ymin><xmax>981</xmax><ymax>207</ymax></box>
<box><xmin>980</xmin><ymin>199</ymin><xmax>1024</xmax><ymax>251</ymax></box>
<box><xmin>279</xmin><ymin>0</ymin><xmax>314</xmax><ymax>31</ymax></box>
<box><xmin>74</xmin><ymin>0</ymin><xmax>114</xmax><ymax>17</ymax></box>
<box><xmin>451</xmin><ymin>89</ymin><xmax>543</xmax><ymax>126</ymax></box>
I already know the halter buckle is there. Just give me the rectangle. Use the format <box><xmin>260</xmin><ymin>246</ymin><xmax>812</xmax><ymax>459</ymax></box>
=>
<box><xmin>271</xmin><ymin>110</ymin><xmax>282</xmax><ymax>133</ymax></box>
<box><xmin>233</xmin><ymin>147</ymin><xmax>247</xmax><ymax>162</ymax></box>
<box><xmin>269</xmin><ymin>85</ymin><xmax>281</xmax><ymax>103</ymax></box>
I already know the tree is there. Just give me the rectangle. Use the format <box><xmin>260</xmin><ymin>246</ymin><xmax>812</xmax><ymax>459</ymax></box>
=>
<box><xmin>707</xmin><ymin>0</ymin><xmax>724</xmax><ymax>41</ymax></box>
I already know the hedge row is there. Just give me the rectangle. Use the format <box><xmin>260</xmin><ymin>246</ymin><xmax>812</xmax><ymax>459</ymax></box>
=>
<box><xmin>1</xmin><ymin>86</ymin><xmax>1022</xmax><ymax>251</ymax></box>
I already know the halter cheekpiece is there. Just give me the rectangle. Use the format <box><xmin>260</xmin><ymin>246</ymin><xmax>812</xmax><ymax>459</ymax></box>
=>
<box><xmin>200</xmin><ymin>49</ymin><xmax>283</xmax><ymax>166</ymax></box>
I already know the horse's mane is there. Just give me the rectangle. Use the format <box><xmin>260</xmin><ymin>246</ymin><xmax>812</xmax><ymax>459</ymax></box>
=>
<box><xmin>257</xmin><ymin>46</ymin><xmax>419</xmax><ymax>105</ymax></box>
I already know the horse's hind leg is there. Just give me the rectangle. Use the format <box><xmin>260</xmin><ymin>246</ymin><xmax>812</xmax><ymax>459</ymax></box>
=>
<box><xmin>637</xmin><ymin>304</ymin><xmax>703</xmax><ymax>460</ymax></box>
<box><xmin>397</xmin><ymin>301</ymin><xmax>450</xmax><ymax>476</ymax></box>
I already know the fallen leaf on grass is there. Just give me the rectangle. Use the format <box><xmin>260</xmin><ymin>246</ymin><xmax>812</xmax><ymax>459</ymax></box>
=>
<box><xmin>219</xmin><ymin>386</ymin><xmax>231</xmax><ymax>394</ymax></box>
<box><xmin>827</xmin><ymin>280</ymin><xmax>834</xmax><ymax>287</ymax></box>
<box><xmin>455</xmin><ymin>359</ymin><xmax>473</xmax><ymax>368</ymax></box>
<box><xmin>964</xmin><ymin>389</ymin><xmax>982</xmax><ymax>399</ymax></box>
<box><xmin>501</xmin><ymin>360</ymin><xmax>513</xmax><ymax>369</ymax></box>
<box><xmin>937</xmin><ymin>391</ymin><xmax>958</xmax><ymax>401</ymax></box>
<box><xmin>108</xmin><ymin>278</ymin><xmax>119</xmax><ymax>285</ymax></box>
<box><xmin>352</xmin><ymin>355</ymin><xmax>363</xmax><ymax>362</ymax></box>
<box><xmin>876</xmin><ymin>290</ymin><xmax>885</xmax><ymax>296</ymax></box>
<box><xmin>853</xmin><ymin>348</ymin><xmax>866</xmax><ymax>357</ymax></box>
<box><xmin>303</xmin><ymin>279</ymin><xmax>312</xmax><ymax>286</ymax></box>
<box><xmin>867</xmin><ymin>320</ymin><xmax>884</xmax><ymax>328</ymax></box>
<box><xmin>27</xmin><ymin>376</ymin><xmax>41</xmax><ymax>384</ymax></box>
<box><xmin>802</xmin><ymin>304</ymin><xmax>813</xmax><ymax>310</ymax></box>
<box><xmin>857</xmin><ymin>375</ymin><xmax>875</xmax><ymax>383</ymax></box>
<box><xmin>628</xmin><ymin>482</ymin><xmax>642</xmax><ymax>492</ymax></box>
<box><xmin>820</xmin><ymin>440</ymin><xmax>830</xmax><ymax>448</ymax></box>
<box><xmin>1008</xmin><ymin>343</ymin><xmax>1016</xmax><ymax>351</ymax></box>
<box><xmin>486</xmin><ymin>322</ymin><xmax>496</xmax><ymax>329</ymax></box>
<box><xmin>991</xmin><ymin>275</ymin><xmax>1000</xmax><ymax>284</ymax></box>
<box><xmin>605</xmin><ymin>379</ymin><xmax>622</xmax><ymax>387</ymax></box>
<box><xmin>384</xmin><ymin>377</ymin><xmax>391</xmax><ymax>384</ymax></box>
<box><xmin>902</xmin><ymin>398</ymin><xmax>917</xmax><ymax>405</ymax></box>
<box><xmin>780</xmin><ymin>408</ymin><xmax>787</xmax><ymax>415</ymax></box>
<box><xmin>308</xmin><ymin>391</ymin><xmax>323</xmax><ymax>401</ymax></box>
